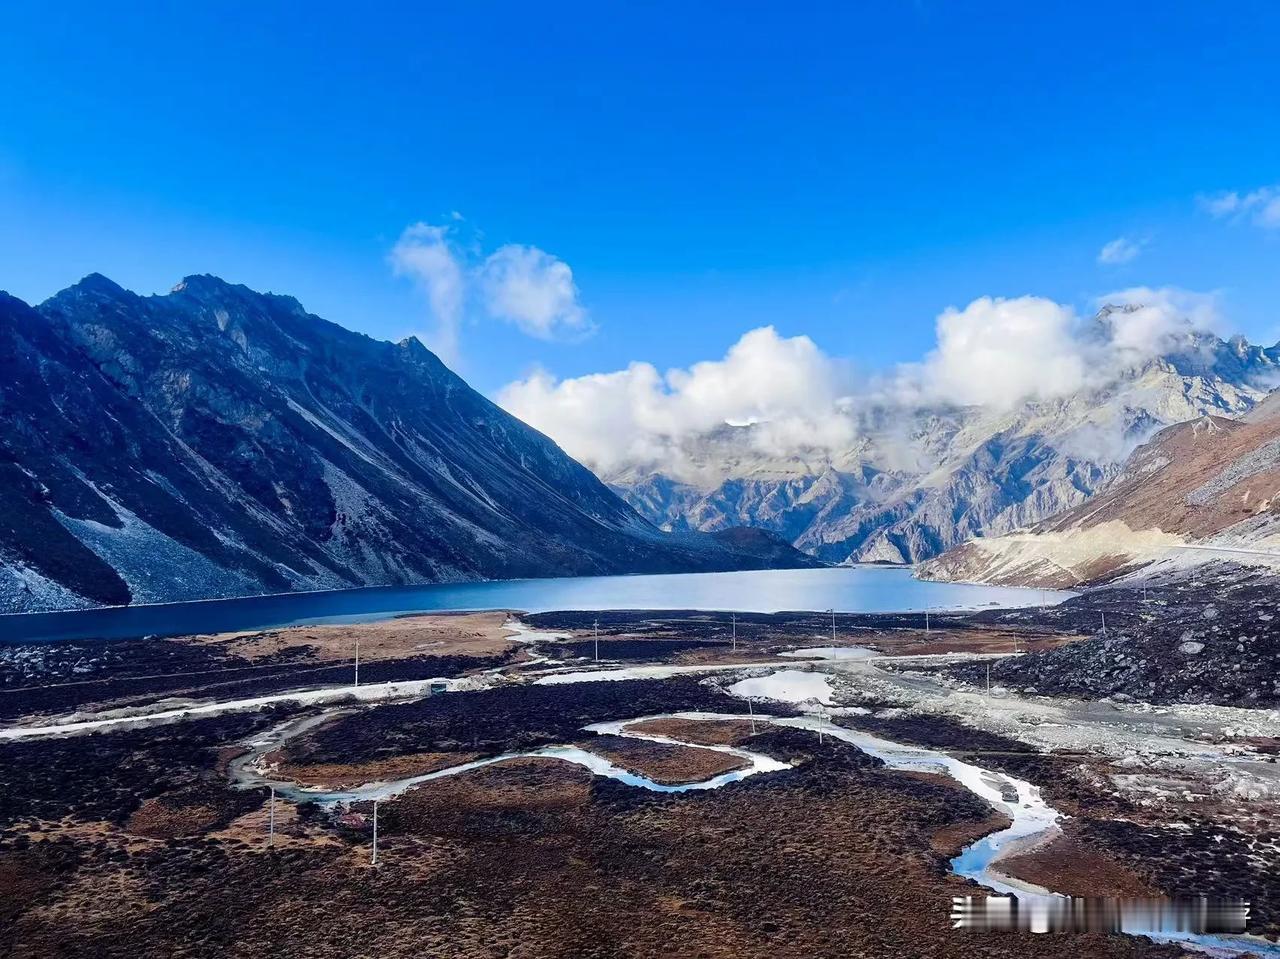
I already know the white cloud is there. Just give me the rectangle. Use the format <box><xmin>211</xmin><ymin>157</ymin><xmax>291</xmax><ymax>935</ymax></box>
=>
<box><xmin>390</xmin><ymin>218</ymin><xmax>591</xmax><ymax>363</ymax></box>
<box><xmin>389</xmin><ymin>222</ymin><xmax>466</xmax><ymax>363</ymax></box>
<box><xmin>500</xmin><ymin>288</ymin><xmax>1226</xmax><ymax>479</ymax></box>
<box><xmin>1097</xmin><ymin>236</ymin><xmax>1144</xmax><ymax>265</ymax></box>
<box><xmin>898</xmin><ymin>296</ymin><xmax>1087</xmax><ymax>409</ymax></box>
<box><xmin>1200</xmin><ymin>192</ymin><xmax>1243</xmax><ymax>218</ymax></box>
<box><xmin>479</xmin><ymin>245</ymin><xmax>591</xmax><ymax>339</ymax></box>
<box><xmin>889</xmin><ymin>289</ymin><xmax>1222</xmax><ymax>409</ymax></box>
<box><xmin>1199</xmin><ymin>185</ymin><xmax>1280</xmax><ymax>229</ymax></box>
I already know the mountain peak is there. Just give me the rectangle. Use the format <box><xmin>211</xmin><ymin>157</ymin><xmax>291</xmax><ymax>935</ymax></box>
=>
<box><xmin>172</xmin><ymin>272</ymin><xmax>225</xmax><ymax>291</ymax></box>
<box><xmin>397</xmin><ymin>335</ymin><xmax>430</xmax><ymax>355</ymax></box>
<box><xmin>169</xmin><ymin>274</ymin><xmax>307</xmax><ymax>318</ymax></box>
<box><xmin>170</xmin><ymin>273</ymin><xmax>242</xmax><ymax>296</ymax></box>
<box><xmin>66</xmin><ymin>272</ymin><xmax>129</xmax><ymax>298</ymax></box>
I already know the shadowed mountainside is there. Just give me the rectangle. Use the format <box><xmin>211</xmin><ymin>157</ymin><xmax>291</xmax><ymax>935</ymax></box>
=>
<box><xmin>0</xmin><ymin>274</ymin><xmax>818</xmax><ymax>612</ymax></box>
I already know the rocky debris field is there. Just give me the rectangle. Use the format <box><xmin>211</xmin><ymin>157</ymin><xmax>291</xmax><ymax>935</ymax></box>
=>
<box><xmin>952</xmin><ymin>565</ymin><xmax>1280</xmax><ymax>707</ymax></box>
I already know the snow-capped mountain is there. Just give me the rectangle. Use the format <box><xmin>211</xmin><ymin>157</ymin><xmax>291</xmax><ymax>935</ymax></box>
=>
<box><xmin>0</xmin><ymin>275</ymin><xmax>818</xmax><ymax>613</ymax></box>
<box><xmin>609</xmin><ymin>316</ymin><xmax>1280</xmax><ymax>565</ymax></box>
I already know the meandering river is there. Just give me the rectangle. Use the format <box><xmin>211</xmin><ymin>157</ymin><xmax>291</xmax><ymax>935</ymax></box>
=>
<box><xmin>229</xmin><ymin>698</ymin><xmax>1279</xmax><ymax>958</ymax></box>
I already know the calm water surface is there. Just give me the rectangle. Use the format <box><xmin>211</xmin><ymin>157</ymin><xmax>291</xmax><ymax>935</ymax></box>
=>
<box><xmin>0</xmin><ymin>566</ymin><xmax>1074</xmax><ymax>643</ymax></box>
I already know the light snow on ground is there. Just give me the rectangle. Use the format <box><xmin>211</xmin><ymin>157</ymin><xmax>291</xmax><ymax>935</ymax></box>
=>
<box><xmin>728</xmin><ymin>668</ymin><xmax>835</xmax><ymax>704</ymax></box>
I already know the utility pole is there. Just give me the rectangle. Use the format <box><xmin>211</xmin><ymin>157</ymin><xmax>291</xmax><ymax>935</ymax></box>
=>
<box><xmin>1101</xmin><ymin>611</ymin><xmax>1107</xmax><ymax>636</ymax></box>
<box><xmin>371</xmin><ymin>800</ymin><xmax>379</xmax><ymax>867</ymax></box>
<box><xmin>986</xmin><ymin>662</ymin><xmax>992</xmax><ymax>694</ymax></box>
<box><xmin>593</xmin><ymin>619</ymin><xmax>600</xmax><ymax>662</ymax></box>
<box><xmin>354</xmin><ymin>637</ymin><xmax>360</xmax><ymax>688</ymax></box>
<box><xmin>748</xmin><ymin>697</ymin><xmax>756</xmax><ymax>736</ymax></box>
<box><xmin>268</xmin><ymin>786</ymin><xmax>276</xmax><ymax>846</ymax></box>
<box><xmin>732</xmin><ymin>613</ymin><xmax>737</xmax><ymax>653</ymax></box>
<box><xmin>829</xmin><ymin>608</ymin><xmax>836</xmax><ymax>644</ymax></box>
<box><xmin>925</xmin><ymin>609</ymin><xmax>930</xmax><ymax>634</ymax></box>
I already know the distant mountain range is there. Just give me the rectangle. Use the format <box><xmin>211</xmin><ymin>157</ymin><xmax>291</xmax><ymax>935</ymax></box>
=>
<box><xmin>922</xmin><ymin>390</ymin><xmax>1280</xmax><ymax>588</ymax></box>
<box><xmin>0</xmin><ymin>275</ymin><xmax>818</xmax><ymax>613</ymax></box>
<box><xmin>609</xmin><ymin>313</ymin><xmax>1280</xmax><ymax>566</ymax></box>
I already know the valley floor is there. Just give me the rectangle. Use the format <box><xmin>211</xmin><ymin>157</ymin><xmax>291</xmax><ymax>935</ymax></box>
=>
<box><xmin>1</xmin><ymin>601</ymin><xmax>1277</xmax><ymax>958</ymax></box>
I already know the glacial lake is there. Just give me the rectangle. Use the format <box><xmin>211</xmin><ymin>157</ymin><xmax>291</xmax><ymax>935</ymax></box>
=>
<box><xmin>0</xmin><ymin>566</ymin><xmax>1074</xmax><ymax>644</ymax></box>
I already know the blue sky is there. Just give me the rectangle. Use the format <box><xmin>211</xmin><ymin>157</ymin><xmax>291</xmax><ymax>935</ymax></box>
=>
<box><xmin>2</xmin><ymin>2</ymin><xmax>1279</xmax><ymax>395</ymax></box>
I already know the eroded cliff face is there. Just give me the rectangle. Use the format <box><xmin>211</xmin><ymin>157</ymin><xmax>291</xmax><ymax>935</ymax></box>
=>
<box><xmin>0</xmin><ymin>275</ymin><xmax>817</xmax><ymax>612</ymax></box>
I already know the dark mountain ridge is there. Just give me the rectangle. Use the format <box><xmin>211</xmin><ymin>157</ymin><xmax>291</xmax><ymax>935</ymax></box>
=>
<box><xmin>0</xmin><ymin>274</ymin><xmax>818</xmax><ymax>612</ymax></box>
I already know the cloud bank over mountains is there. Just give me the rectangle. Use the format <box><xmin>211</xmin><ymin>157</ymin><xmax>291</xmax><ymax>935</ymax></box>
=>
<box><xmin>499</xmin><ymin>287</ymin><xmax>1231</xmax><ymax>482</ymax></box>
<box><xmin>500</xmin><ymin>327</ymin><xmax>858</xmax><ymax>478</ymax></box>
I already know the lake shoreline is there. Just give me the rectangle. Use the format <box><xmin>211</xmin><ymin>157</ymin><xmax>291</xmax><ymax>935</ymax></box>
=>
<box><xmin>0</xmin><ymin>566</ymin><xmax>1076</xmax><ymax>644</ymax></box>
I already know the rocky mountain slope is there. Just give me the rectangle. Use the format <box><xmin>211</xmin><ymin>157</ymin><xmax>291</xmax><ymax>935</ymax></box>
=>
<box><xmin>610</xmin><ymin>322</ymin><xmax>1280</xmax><ymax>566</ymax></box>
<box><xmin>0</xmin><ymin>275</ymin><xmax>817</xmax><ymax>613</ymax></box>
<box><xmin>921</xmin><ymin>391</ymin><xmax>1280</xmax><ymax>588</ymax></box>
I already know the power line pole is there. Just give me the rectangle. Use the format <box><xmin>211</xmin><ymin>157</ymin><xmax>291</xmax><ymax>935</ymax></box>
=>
<box><xmin>829</xmin><ymin>608</ymin><xmax>835</xmax><ymax>644</ymax></box>
<box><xmin>1101</xmin><ymin>611</ymin><xmax>1107</xmax><ymax>636</ymax></box>
<box><xmin>925</xmin><ymin>609</ymin><xmax>930</xmax><ymax>634</ymax></box>
<box><xmin>354</xmin><ymin>637</ymin><xmax>360</xmax><ymax>688</ymax></box>
<box><xmin>593</xmin><ymin>619</ymin><xmax>599</xmax><ymax>662</ymax></box>
<box><xmin>986</xmin><ymin>662</ymin><xmax>992</xmax><ymax>694</ymax></box>
<box><xmin>748</xmin><ymin>696</ymin><xmax>756</xmax><ymax>736</ymax></box>
<box><xmin>732</xmin><ymin>613</ymin><xmax>737</xmax><ymax>653</ymax></box>
<box><xmin>371</xmin><ymin>800</ymin><xmax>379</xmax><ymax>867</ymax></box>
